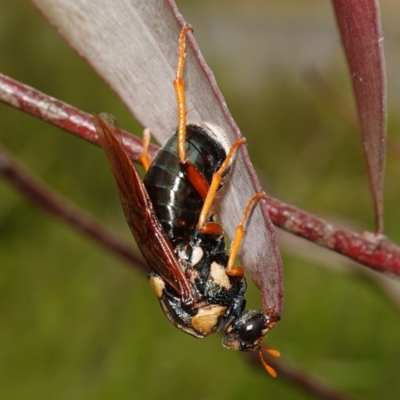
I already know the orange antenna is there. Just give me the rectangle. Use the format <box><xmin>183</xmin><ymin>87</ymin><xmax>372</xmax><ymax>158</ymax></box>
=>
<box><xmin>261</xmin><ymin>340</ymin><xmax>281</xmax><ymax>358</ymax></box>
<box><xmin>258</xmin><ymin>341</ymin><xmax>280</xmax><ymax>377</ymax></box>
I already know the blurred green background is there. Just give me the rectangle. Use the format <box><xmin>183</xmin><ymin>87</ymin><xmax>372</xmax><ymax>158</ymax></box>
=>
<box><xmin>1</xmin><ymin>0</ymin><xmax>400</xmax><ymax>399</ymax></box>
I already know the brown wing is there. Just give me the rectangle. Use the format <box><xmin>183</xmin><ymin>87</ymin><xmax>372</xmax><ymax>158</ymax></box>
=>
<box><xmin>93</xmin><ymin>113</ymin><xmax>193</xmax><ymax>304</ymax></box>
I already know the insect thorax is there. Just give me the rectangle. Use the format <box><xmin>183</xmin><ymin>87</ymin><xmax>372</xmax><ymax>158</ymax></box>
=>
<box><xmin>150</xmin><ymin>230</ymin><xmax>247</xmax><ymax>338</ymax></box>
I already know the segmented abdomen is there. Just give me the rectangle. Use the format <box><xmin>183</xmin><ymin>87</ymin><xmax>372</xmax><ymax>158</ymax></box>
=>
<box><xmin>143</xmin><ymin>124</ymin><xmax>226</xmax><ymax>246</ymax></box>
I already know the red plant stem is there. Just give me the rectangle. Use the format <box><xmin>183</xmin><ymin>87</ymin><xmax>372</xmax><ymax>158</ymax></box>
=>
<box><xmin>0</xmin><ymin>73</ymin><xmax>158</xmax><ymax>160</ymax></box>
<box><xmin>0</xmin><ymin>144</ymin><xmax>354</xmax><ymax>400</ymax></box>
<box><xmin>0</xmin><ymin>151</ymin><xmax>356</xmax><ymax>400</ymax></box>
<box><xmin>266</xmin><ymin>196</ymin><xmax>400</xmax><ymax>276</ymax></box>
<box><xmin>0</xmin><ymin>145</ymin><xmax>147</xmax><ymax>273</ymax></box>
<box><xmin>1</xmin><ymin>72</ymin><xmax>400</xmax><ymax>278</ymax></box>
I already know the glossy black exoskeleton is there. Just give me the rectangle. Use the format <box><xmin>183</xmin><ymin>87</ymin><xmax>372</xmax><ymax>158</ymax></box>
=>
<box><xmin>94</xmin><ymin>24</ymin><xmax>280</xmax><ymax>377</ymax></box>
<box><xmin>143</xmin><ymin>124</ymin><xmax>226</xmax><ymax>246</ymax></box>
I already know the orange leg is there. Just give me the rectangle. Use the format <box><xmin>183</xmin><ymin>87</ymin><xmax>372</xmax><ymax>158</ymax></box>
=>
<box><xmin>196</xmin><ymin>138</ymin><xmax>246</xmax><ymax>236</ymax></box>
<box><xmin>173</xmin><ymin>24</ymin><xmax>245</xmax><ymax>238</ymax></box>
<box><xmin>225</xmin><ymin>192</ymin><xmax>266</xmax><ymax>277</ymax></box>
<box><xmin>173</xmin><ymin>25</ymin><xmax>211</xmax><ymax>199</ymax></box>
<box><xmin>180</xmin><ymin>161</ymin><xmax>210</xmax><ymax>199</ymax></box>
<box><xmin>173</xmin><ymin>25</ymin><xmax>218</xmax><ymax>204</ymax></box>
<box><xmin>173</xmin><ymin>24</ymin><xmax>193</xmax><ymax>164</ymax></box>
<box><xmin>139</xmin><ymin>128</ymin><xmax>152</xmax><ymax>172</ymax></box>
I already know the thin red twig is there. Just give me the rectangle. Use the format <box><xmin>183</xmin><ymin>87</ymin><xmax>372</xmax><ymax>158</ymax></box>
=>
<box><xmin>0</xmin><ymin>144</ymin><xmax>147</xmax><ymax>272</ymax></box>
<box><xmin>1</xmin><ymin>72</ymin><xmax>398</xmax><ymax>278</ymax></box>
<box><xmin>0</xmin><ymin>140</ymin><xmax>357</xmax><ymax>400</ymax></box>
<box><xmin>0</xmin><ymin>73</ymin><xmax>159</xmax><ymax>160</ymax></box>
<box><xmin>266</xmin><ymin>196</ymin><xmax>400</xmax><ymax>277</ymax></box>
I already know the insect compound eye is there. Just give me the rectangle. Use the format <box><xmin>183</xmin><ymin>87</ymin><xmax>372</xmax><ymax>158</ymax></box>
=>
<box><xmin>238</xmin><ymin>317</ymin><xmax>265</xmax><ymax>344</ymax></box>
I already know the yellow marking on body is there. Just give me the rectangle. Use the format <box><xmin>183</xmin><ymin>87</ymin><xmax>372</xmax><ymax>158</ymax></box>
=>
<box><xmin>149</xmin><ymin>275</ymin><xmax>165</xmax><ymax>299</ymax></box>
<box><xmin>210</xmin><ymin>262</ymin><xmax>232</xmax><ymax>290</ymax></box>
<box><xmin>191</xmin><ymin>305</ymin><xmax>227</xmax><ymax>335</ymax></box>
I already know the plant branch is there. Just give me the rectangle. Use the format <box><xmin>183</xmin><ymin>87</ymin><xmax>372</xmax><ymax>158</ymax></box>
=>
<box><xmin>266</xmin><ymin>196</ymin><xmax>400</xmax><ymax>277</ymax></box>
<box><xmin>0</xmin><ymin>145</ymin><xmax>147</xmax><ymax>272</ymax></box>
<box><xmin>1</xmin><ymin>73</ymin><xmax>399</xmax><ymax>278</ymax></box>
<box><xmin>0</xmin><ymin>141</ymin><xmax>354</xmax><ymax>400</ymax></box>
<box><xmin>0</xmin><ymin>73</ymin><xmax>159</xmax><ymax>160</ymax></box>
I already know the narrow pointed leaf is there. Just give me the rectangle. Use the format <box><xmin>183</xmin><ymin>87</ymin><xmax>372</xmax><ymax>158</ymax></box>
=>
<box><xmin>31</xmin><ymin>0</ymin><xmax>283</xmax><ymax>312</ymax></box>
<box><xmin>332</xmin><ymin>0</ymin><xmax>386</xmax><ymax>233</ymax></box>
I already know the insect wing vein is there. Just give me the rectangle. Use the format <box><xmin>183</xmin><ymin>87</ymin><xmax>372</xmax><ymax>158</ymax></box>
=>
<box><xmin>94</xmin><ymin>113</ymin><xmax>192</xmax><ymax>301</ymax></box>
